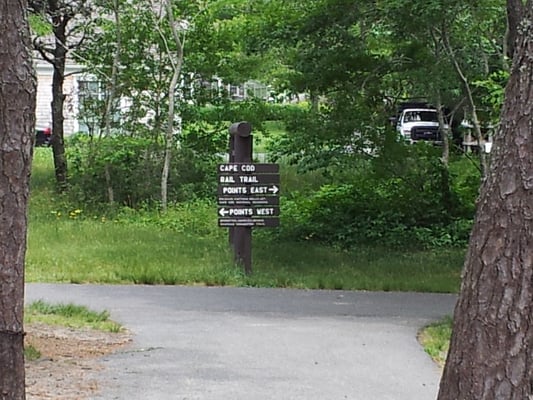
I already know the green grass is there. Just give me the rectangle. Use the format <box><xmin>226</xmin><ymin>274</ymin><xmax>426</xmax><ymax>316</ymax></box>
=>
<box><xmin>25</xmin><ymin>300</ymin><xmax>123</xmax><ymax>333</ymax></box>
<box><xmin>26</xmin><ymin>210</ymin><xmax>463</xmax><ymax>291</ymax></box>
<box><xmin>248</xmin><ymin>242</ymin><xmax>463</xmax><ymax>292</ymax></box>
<box><xmin>419</xmin><ymin>316</ymin><xmax>453</xmax><ymax>366</ymax></box>
<box><xmin>27</xmin><ymin>220</ymin><xmax>238</xmax><ymax>285</ymax></box>
<box><xmin>27</xmin><ymin>147</ymin><xmax>465</xmax><ymax>292</ymax></box>
<box><xmin>24</xmin><ymin>299</ymin><xmax>124</xmax><ymax>360</ymax></box>
<box><xmin>24</xmin><ymin>344</ymin><xmax>42</xmax><ymax>361</ymax></box>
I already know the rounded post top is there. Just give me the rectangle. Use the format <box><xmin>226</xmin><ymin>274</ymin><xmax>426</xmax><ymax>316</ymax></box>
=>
<box><xmin>229</xmin><ymin>122</ymin><xmax>252</xmax><ymax>137</ymax></box>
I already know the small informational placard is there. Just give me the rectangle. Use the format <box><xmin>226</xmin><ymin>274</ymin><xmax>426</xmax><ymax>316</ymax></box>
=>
<box><xmin>217</xmin><ymin>163</ymin><xmax>280</xmax><ymax>228</ymax></box>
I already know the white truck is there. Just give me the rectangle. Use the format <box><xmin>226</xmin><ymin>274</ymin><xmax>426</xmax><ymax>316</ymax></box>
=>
<box><xmin>394</xmin><ymin>103</ymin><xmax>444</xmax><ymax>144</ymax></box>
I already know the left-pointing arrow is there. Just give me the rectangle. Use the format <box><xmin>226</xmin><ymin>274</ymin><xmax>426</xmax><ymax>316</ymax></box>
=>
<box><xmin>219</xmin><ymin>208</ymin><xmax>229</xmax><ymax>217</ymax></box>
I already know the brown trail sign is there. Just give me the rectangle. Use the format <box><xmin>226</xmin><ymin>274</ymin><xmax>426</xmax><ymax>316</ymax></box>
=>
<box><xmin>218</xmin><ymin>122</ymin><xmax>280</xmax><ymax>274</ymax></box>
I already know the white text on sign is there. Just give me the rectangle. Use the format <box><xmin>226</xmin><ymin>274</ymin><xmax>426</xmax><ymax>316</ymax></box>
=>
<box><xmin>218</xmin><ymin>207</ymin><xmax>279</xmax><ymax>217</ymax></box>
<box><xmin>221</xmin><ymin>185</ymin><xmax>279</xmax><ymax>195</ymax></box>
<box><xmin>219</xmin><ymin>164</ymin><xmax>257</xmax><ymax>172</ymax></box>
<box><xmin>219</xmin><ymin>175</ymin><xmax>261</xmax><ymax>183</ymax></box>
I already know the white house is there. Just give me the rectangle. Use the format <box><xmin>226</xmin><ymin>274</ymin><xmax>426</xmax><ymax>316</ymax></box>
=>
<box><xmin>35</xmin><ymin>58</ymin><xmax>274</xmax><ymax>136</ymax></box>
<box><xmin>35</xmin><ymin>59</ymin><xmax>84</xmax><ymax>135</ymax></box>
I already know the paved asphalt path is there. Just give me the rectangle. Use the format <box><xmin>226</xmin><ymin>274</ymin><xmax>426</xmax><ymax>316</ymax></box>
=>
<box><xmin>25</xmin><ymin>284</ymin><xmax>457</xmax><ymax>400</ymax></box>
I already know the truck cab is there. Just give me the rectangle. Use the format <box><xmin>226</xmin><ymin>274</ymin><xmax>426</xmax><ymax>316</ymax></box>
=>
<box><xmin>395</xmin><ymin>106</ymin><xmax>444</xmax><ymax>144</ymax></box>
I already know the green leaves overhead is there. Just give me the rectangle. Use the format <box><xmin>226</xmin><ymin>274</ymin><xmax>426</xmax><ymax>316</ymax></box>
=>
<box><xmin>68</xmin><ymin>0</ymin><xmax>508</xmax><ymax>172</ymax></box>
<box><xmin>238</xmin><ymin>0</ymin><xmax>507</xmax><ymax>172</ymax></box>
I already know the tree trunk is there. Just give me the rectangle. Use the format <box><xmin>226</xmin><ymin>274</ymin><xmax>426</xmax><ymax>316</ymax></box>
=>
<box><xmin>103</xmin><ymin>0</ymin><xmax>122</xmax><ymax>204</ymax></box>
<box><xmin>437</xmin><ymin>3</ymin><xmax>533</xmax><ymax>399</ymax></box>
<box><xmin>50</xmin><ymin>17</ymin><xmax>69</xmax><ymax>191</ymax></box>
<box><xmin>442</xmin><ymin>29</ymin><xmax>489</xmax><ymax>178</ymax></box>
<box><xmin>0</xmin><ymin>0</ymin><xmax>36</xmax><ymax>398</ymax></box>
<box><xmin>160</xmin><ymin>0</ymin><xmax>184</xmax><ymax>211</ymax></box>
<box><xmin>436</xmin><ymin>99</ymin><xmax>449</xmax><ymax>166</ymax></box>
<box><xmin>161</xmin><ymin>66</ymin><xmax>180</xmax><ymax>211</ymax></box>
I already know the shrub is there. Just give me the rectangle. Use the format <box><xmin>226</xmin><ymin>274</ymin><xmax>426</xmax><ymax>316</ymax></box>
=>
<box><xmin>115</xmin><ymin>198</ymin><xmax>222</xmax><ymax>238</ymax></box>
<box><xmin>275</xmin><ymin>144</ymin><xmax>475</xmax><ymax>249</ymax></box>
<box><xmin>67</xmin><ymin>134</ymin><xmax>218</xmax><ymax>208</ymax></box>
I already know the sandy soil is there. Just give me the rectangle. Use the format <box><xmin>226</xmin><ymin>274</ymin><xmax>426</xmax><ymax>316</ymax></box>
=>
<box><xmin>25</xmin><ymin>323</ymin><xmax>132</xmax><ymax>400</ymax></box>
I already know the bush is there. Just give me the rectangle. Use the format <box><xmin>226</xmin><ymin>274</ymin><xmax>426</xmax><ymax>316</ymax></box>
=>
<box><xmin>275</xmin><ymin>144</ymin><xmax>475</xmax><ymax>249</ymax></box>
<box><xmin>67</xmin><ymin>134</ymin><xmax>218</xmax><ymax>207</ymax></box>
<box><xmin>448</xmin><ymin>156</ymin><xmax>482</xmax><ymax>216</ymax></box>
<box><xmin>115</xmin><ymin>198</ymin><xmax>222</xmax><ymax>238</ymax></box>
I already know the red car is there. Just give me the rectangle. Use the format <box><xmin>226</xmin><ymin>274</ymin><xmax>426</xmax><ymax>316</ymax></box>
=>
<box><xmin>35</xmin><ymin>127</ymin><xmax>51</xmax><ymax>146</ymax></box>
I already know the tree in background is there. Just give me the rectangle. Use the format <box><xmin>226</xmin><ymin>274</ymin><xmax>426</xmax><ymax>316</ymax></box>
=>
<box><xmin>75</xmin><ymin>0</ymin><xmax>256</xmax><ymax>207</ymax></box>
<box><xmin>379</xmin><ymin>0</ymin><xmax>506</xmax><ymax>166</ymax></box>
<box><xmin>29</xmin><ymin>0</ymin><xmax>95</xmax><ymax>191</ymax></box>
<box><xmin>247</xmin><ymin>0</ymin><xmax>506</xmax><ymax>172</ymax></box>
<box><xmin>244</xmin><ymin>0</ymin><xmax>396</xmax><ymax>168</ymax></box>
<box><xmin>156</xmin><ymin>0</ymin><xmax>186</xmax><ymax>211</ymax></box>
<box><xmin>0</xmin><ymin>0</ymin><xmax>37</xmax><ymax>398</ymax></box>
<box><xmin>437</xmin><ymin>1</ymin><xmax>533</xmax><ymax>398</ymax></box>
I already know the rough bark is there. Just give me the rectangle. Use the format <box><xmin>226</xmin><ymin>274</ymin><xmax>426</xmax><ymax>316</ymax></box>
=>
<box><xmin>30</xmin><ymin>0</ymin><xmax>89</xmax><ymax>192</ymax></box>
<box><xmin>506</xmin><ymin>0</ymin><xmax>526</xmax><ymax>58</ymax></box>
<box><xmin>0</xmin><ymin>0</ymin><xmax>36</xmax><ymax>398</ymax></box>
<box><xmin>437</xmin><ymin>2</ymin><xmax>533</xmax><ymax>399</ymax></box>
<box><xmin>50</xmin><ymin>12</ymin><xmax>69</xmax><ymax>191</ymax></box>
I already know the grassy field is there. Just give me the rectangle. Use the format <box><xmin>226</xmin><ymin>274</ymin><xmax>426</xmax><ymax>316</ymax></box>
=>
<box><xmin>27</xmin><ymin>148</ymin><xmax>465</xmax><ymax>292</ymax></box>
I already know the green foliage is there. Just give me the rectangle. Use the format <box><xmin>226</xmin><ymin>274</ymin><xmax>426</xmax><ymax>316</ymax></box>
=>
<box><xmin>28</xmin><ymin>150</ymin><xmax>465</xmax><ymax>293</ymax></box>
<box><xmin>27</xmin><ymin>0</ymin><xmax>503</xmax><ymax>297</ymax></box>
<box><xmin>115</xmin><ymin>199</ymin><xmax>221</xmax><ymax>238</ymax></box>
<box><xmin>67</xmin><ymin>134</ymin><xmax>218</xmax><ymax>207</ymax></box>
<box><xmin>78</xmin><ymin>0</ymin><xmax>264</xmax><ymax>137</ymax></box>
<box><xmin>275</xmin><ymin>144</ymin><xmax>476</xmax><ymax>249</ymax></box>
<box><xmin>247</xmin><ymin>0</ymin><xmax>506</xmax><ymax>168</ymax></box>
<box><xmin>448</xmin><ymin>156</ymin><xmax>482</xmax><ymax>215</ymax></box>
<box><xmin>183</xmin><ymin>100</ymin><xmax>304</xmax><ymax>136</ymax></box>
<box><xmin>267</xmin><ymin>100</ymin><xmax>386</xmax><ymax>172</ymax></box>
<box><xmin>28</xmin><ymin>13</ymin><xmax>52</xmax><ymax>36</ymax></box>
<box><xmin>472</xmin><ymin>70</ymin><xmax>510</xmax><ymax>123</ymax></box>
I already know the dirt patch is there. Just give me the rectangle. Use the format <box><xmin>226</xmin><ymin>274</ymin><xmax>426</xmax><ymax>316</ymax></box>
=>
<box><xmin>25</xmin><ymin>323</ymin><xmax>132</xmax><ymax>400</ymax></box>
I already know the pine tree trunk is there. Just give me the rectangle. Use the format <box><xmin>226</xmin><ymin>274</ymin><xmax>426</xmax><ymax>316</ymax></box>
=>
<box><xmin>437</xmin><ymin>4</ymin><xmax>533</xmax><ymax>399</ymax></box>
<box><xmin>0</xmin><ymin>333</ymin><xmax>26</xmax><ymax>400</ymax></box>
<box><xmin>0</xmin><ymin>0</ymin><xmax>36</xmax><ymax>398</ymax></box>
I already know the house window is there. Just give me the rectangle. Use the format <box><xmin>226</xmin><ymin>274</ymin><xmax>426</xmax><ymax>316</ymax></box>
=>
<box><xmin>77</xmin><ymin>79</ymin><xmax>106</xmax><ymax>134</ymax></box>
<box><xmin>78</xmin><ymin>80</ymin><xmax>122</xmax><ymax>134</ymax></box>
